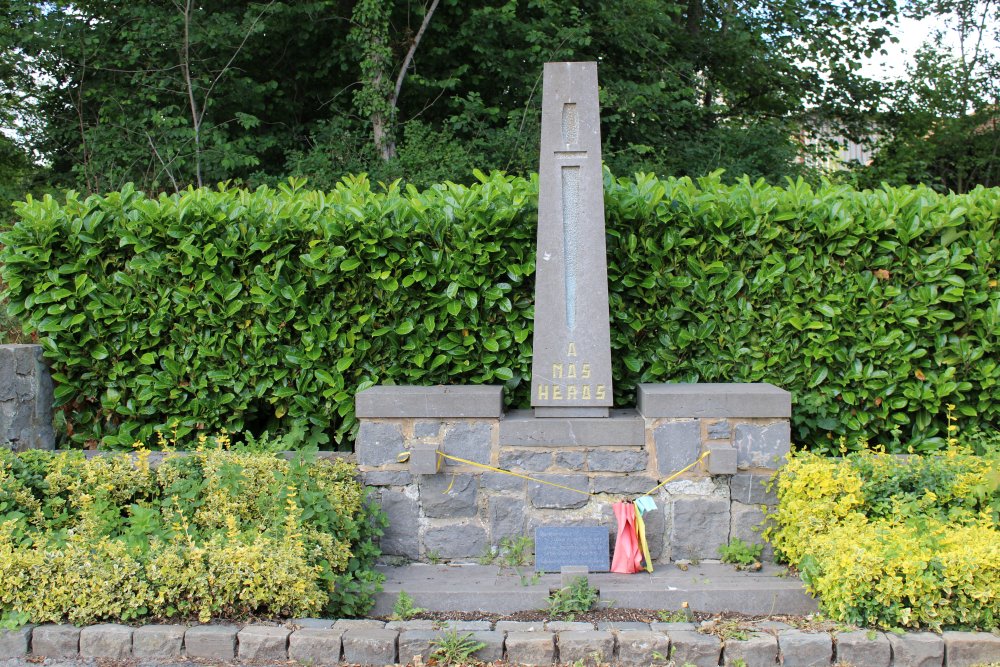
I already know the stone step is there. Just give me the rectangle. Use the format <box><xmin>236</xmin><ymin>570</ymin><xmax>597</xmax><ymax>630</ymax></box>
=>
<box><xmin>373</xmin><ymin>562</ymin><xmax>818</xmax><ymax>616</ymax></box>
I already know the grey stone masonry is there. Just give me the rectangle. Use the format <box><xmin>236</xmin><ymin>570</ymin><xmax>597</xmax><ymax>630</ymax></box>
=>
<box><xmin>943</xmin><ymin>631</ymin><xmax>1000</xmax><ymax>667</ymax></box>
<box><xmin>377</xmin><ymin>488</ymin><xmax>418</xmax><ymax>556</ymax></box>
<box><xmin>667</xmin><ymin>629</ymin><xmax>722</xmax><ymax>667</ymax></box>
<box><xmin>420</xmin><ymin>473</ymin><xmax>478</xmax><ymax>518</ymax></box>
<box><xmin>0</xmin><ymin>344</ymin><xmax>54</xmax><ymax>451</ymax></box>
<box><xmin>557</xmin><ymin>630</ymin><xmax>614</xmax><ymax>665</ymax></box>
<box><xmin>79</xmin><ymin>623</ymin><xmax>132</xmax><ymax>660</ymax></box>
<box><xmin>397</xmin><ymin>629</ymin><xmax>440</xmax><ymax>663</ymax></box>
<box><xmin>587</xmin><ymin>448</ymin><xmax>647</xmax><ymax>472</ymax></box>
<box><xmin>288</xmin><ymin>628</ymin><xmax>343</xmax><ymax>666</ymax></box>
<box><xmin>671</xmin><ymin>495</ymin><xmax>730</xmax><ymax>560</ymax></box>
<box><xmin>887</xmin><ymin>631</ymin><xmax>945</xmax><ymax>667</ymax></box>
<box><xmin>0</xmin><ymin>626</ymin><xmax>32</xmax><ymax>659</ymax></box>
<box><xmin>654</xmin><ymin>420</ymin><xmax>701</xmax><ymax>475</ymax></box>
<box><xmin>615</xmin><ymin>629</ymin><xmax>671</xmax><ymax>666</ymax></box>
<box><xmin>356</xmin><ymin>421</ymin><xmax>403</xmax><ymax>466</ymax></box>
<box><xmin>184</xmin><ymin>624</ymin><xmax>238</xmax><ymax>660</ymax></box>
<box><xmin>734</xmin><ymin>421</ymin><xmax>791</xmax><ymax>469</ymax></box>
<box><xmin>833</xmin><ymin>630</ymin><xmax>891</xmax><ymax>667</ymax></box>
<box><xmin>469</xmin><ymin>630</ymin><xmax>504</xmax><ymax>662</ymax></box>
<box><xmin>237</xmin><ymin>625</ymin><xmax>290</xmax><ymax>662</ymax></box>
<box><xmin>500</xmin><ymin>409</ymin><xmax>644</xmax><ymax>446</ymax></box>
<box><xmin>341</xmin><ymin>628</ymin><xmax>398</xmax><ymax>666</ymax></box>
<box><xmin>528</xmin><ymin>473</ymin><xmax>590</xmax><ymax>509</ymax></box>
<box><xmin>505</xmin><ymin>631</ymin><xmax>555</xmax><ymax>666</ymax></box>
<box><xmin>30</xmin><ymin>624</ymin><xmax>79</xmax><ymax>657</ymax></box>
<box><xmin>730</xmin><ymin>501</ymin><xmax>774</xmax><ymax>561</ymax></box>
<box><xmin>422</xmin><ymin>520</ymin><xmax>487</xmax><ymax>559</ymax></box>
<box><xmin>442</xmin><ymin>421</ymin><xmax>493</xmax><ymax>465</ymax></box>
<box><xmin>730</xmin><ymin>472</ymin><xmax>779</xmax><ymax>505</ymax></box>
<box><xmin>777</xmin><ymin>629</ymin><xmax>832</xmax><ymax>667</ymax></box>
<box><xmin>638</xmin><ymin>383</ymin><xmax>791</xmax><ymax>418</ymax></box>
<box><xmin>356</xmin><ymin>385</ymin><xmax>504</xmax><ymax>418</ymax></box>
<box><xmin>500</xmin><ymin>449</ymin><xmax>553</xmax><ymax>472</ymax></box>
<box><xmin>132</xmin><ymin>625</ymin><xmax>185</xmax><ymax>659</ymax></box>
<box><xmin>723</xmin><ymin>633</ymin><xmax>778</xmax><ymax>667</ymax></box>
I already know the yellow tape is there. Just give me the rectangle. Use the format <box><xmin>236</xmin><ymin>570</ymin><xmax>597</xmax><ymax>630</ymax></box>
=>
<box><xmin>643</xmin><ymin>451</ymin><xmax>709</xmax><ymax>496</ymax></box>
<box><xmin>437</xmin><ymin>452</ymin><xmax>592</xmax><ymax>496</ymax></box>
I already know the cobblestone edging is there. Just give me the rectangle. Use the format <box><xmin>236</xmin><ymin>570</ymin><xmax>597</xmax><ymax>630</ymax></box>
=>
<box><xmin>2</xmin><ymin>620</ymin><xmax>998</xmax><ymax>666</ymax></box>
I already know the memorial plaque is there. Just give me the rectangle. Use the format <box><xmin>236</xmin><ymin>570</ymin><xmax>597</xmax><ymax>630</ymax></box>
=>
<box><xmin>530</xmin><ymin>62</ymin><xmax>613</xmax><ymax>417</ymax></box>
<box><xmin>534</xmin><ymin>526</ymin><xmax>610</xmax><ymax>572</ymax></box>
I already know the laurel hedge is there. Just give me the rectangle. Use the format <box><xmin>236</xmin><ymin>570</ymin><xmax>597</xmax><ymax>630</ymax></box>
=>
<box><xmin>1</xmin><ymin>171</ymin><xmax>996</xmax><ymax>451</ymax></box>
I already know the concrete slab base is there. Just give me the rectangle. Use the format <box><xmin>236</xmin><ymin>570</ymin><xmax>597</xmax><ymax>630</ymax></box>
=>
<box><xmin>373</xmin><ymin>562</ymin><xmax>818</xmax><ymax>616</ymax></box>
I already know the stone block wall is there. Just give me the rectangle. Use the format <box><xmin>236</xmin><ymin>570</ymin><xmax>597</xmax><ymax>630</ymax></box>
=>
<box><xmin>356</xmin><ymin>383</ymin><xmax>791</xmax><ymax>564</ymax></box>
<box><xmin>0</xmin><ymin>344</ymin><xmax>54</xmax><ymax>451</ymax></box>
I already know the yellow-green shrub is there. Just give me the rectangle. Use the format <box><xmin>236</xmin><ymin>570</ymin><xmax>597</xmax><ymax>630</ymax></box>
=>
<box><xmin>0</xmin><ymin>443</ymin><xmax>385</xmax><ymax>625</ymax></box>
<box><xmin>769</xmin><ymin>445</ymin><xmax>999</xmax><ymax>630</ymax></box>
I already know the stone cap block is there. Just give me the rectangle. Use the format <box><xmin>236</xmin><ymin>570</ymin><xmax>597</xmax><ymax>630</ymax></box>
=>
<box><xmin>500</xmin><ymin>409</ymin><xmax>644</xmax><ymax>446</ymax></box>
<box><xmin>356</xmin><ymin>385</ymin><xmax>503</xmax><ymax>418</ymax></box>
<box><xmin>637</xmin><ymin>383</ymin><xmax>791</xmax><ymax>418</ymax></box>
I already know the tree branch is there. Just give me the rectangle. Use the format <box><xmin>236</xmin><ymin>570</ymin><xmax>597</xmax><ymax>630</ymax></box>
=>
<box><xmin>391</xmin><ymin>0</ymin><xmax>440</xmax><ymax>110</ymax></box>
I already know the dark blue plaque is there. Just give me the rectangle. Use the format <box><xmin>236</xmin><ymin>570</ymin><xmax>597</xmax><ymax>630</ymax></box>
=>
<box><xmin>534</xmin><ymin>526</ymin><xmax>610</xmax><ymax>572</ymax></box>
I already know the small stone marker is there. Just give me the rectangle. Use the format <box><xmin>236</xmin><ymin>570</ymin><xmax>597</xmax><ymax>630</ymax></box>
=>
<box><xmin>531</xmin><ymin>62</ymin><xmax>613</xmax><ymax>417</ymax></box>
<box><xmin>534</xmin><ymin>526</ymin><xmax>609</xmax><ymax>572</ymax></box>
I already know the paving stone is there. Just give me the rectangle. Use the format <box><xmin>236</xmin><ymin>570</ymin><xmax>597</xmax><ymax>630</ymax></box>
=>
<box><xmin>833</xmin><ymin>630</ymin><xmax>890</xmax><ymax>667</ymax></box>
<box><xmin>378</xmin><ymin>488</ymin><xmax>419</xmax><ymax>556</ymax></box>
<box><xmin>528</xmin><ymin>473</ymin><xmax>590</xmax><ymax>509</ymax></box>
<box><xmin>886</xmin><ymin>632</ymin><xmax>943</xmax><ymax>667</ymax></box>
<box><xmin>655</xmin><ymin>420</ymin><xmax>701</xmax><ymax>475</ymax></box>
<box><xmin>587</xmin><ymin>449</ymin><xmax>647</xmax><ymax>472</ymax></box>
<box><xmin>288</xmin><ymin>628</ymin><xmax>343</xmax><ymax>666</ymax></box>
<box><xmin>667</xmin><ymin>629</ymin><xmax>721</xmax><ymax>667</ymax></box>
<box><xmin>670</xmin><ymin>495</ymin><xmax>730</xmax><ymax>560</ymax></box>
<box><xmin>555</xmin><ymin>450</ymin><xmax>587</xmax><ymax>470</ymax></box>
<box><xmin>733</xmin><ymin>421</ymin><xmax>790</xmax><ymax>469</ymax></box>
<box><xmin>778</xmin><ymin>629</ymin><xmax>831</xmax><ymax>667</ymax></box>
<box><xmin>557</xmin><ymin>630</ymin><xmax>614</xmax><ymax>666</ymax></box>
<box><xmin>341</xmin><ymin>628</ymin><xmax>398</xmax><ymax>666</ymax></box>
<box><xmin>616</xmin><ymin>630</ymin><xmax>672</xmax><ymax>666</ymax></box>
<box><xmin>730</xmin><ymin>501</ymin><xmax>774</xmax><ymax>561</ymax></box>
<box><xmin>707</xmin><ymin>419</ymin><xmax>731</xmax><ymax>440</ymax></box>
<box><xmin>31</xmin><ymin>625</ymin><xmax>79</xmax><ymax>657</ymax></box>
<box><xmin>332</xmin><ymin>620</ymin><xmax>386</xmax><ymax>631</ymax></box>
<box><xmin>184</xmin><ymin>625</ymin><xmax>238</xmax><ymax>660</ymax></box>
<box><xmin>79</xmin><ymin>624</ymin><xmax>132</xmax><ymax>660</ymax></box>
<box><xmin>942</xmin><ymin>631</ymin><xmax>1000</xmax><ymax>667</ymax></box>
<box><xmin>420</xmin><ymin>473</ymin><xmax>478</xmax><ymax>518</ymax></box>
<box><xmin>0</xmin><ymin>626</ymin><xmax>32</xmax><ymax>658</ymax></box>
<box><xmin>546</xmin><ymin>622</ymin><xmax>595</xmax><ymax>632</ymax></box>
<box><xmin>397</xmin><ymin>629</ymin><xmax>441</xmax><ymax>663</ymax></box>
<box><xmin>291</xmin><ymin>618</ymin><xmax>336</xmax><ymax>629</ymax></box>
<box><xmin>730</xmin><ymin>472</ymin><xmax>778</xmax><ymax>505</ymax></box>
<box><xmin>423</xmin><ymin>521</ymin><xmax>488</xmax><ymax>559</ymax></box>
<box><xmin>596</xmin><ymin>621</ymin><xmax>651</xmax><ymax>632</ymax></box>
<box><xmin>442</xmin><ymin>421</ymin><xmax>493</xmax><ymax>465</ymax></box>
<box><xmin>500</xmin><ymin>449</ymin><xmax>553</xmax><ymax>472</ymax></box>
<box><xmin>356</xmin><ymin>421</ymin><xmax>404</xmax><ymax>466</ymax></box>
<box><xmin>132</xmin><ymin>625</ymin><xmax>185</xmax><ymax>660</ymax></box>
<box><xmin>505</xmin><ymin>631</ymin><xmax>555</xmax><ymax>666</ymax></box>
<box><xmin>362</xmin><ymin>470</ymin><xmax>413</xmax><ymax>486</ymax></box>
<box><xmin>443</xmin><ymin>621</ymin><xmax>493</xmax><ymax>632</ymax></box>
<box><xmin>723</xmin><ymin>632</ymin><xmax>778</xmax><ymax>667</ymax></box>
<box><xmin>496</xmin><ymin>621</ymin><xmax>546</xmax><ymax>632</ymax></box>
<box><xmin>238</xmin><ymin>625</ymin><xmax>290</xmax><ymax>661</ymax></box>
<box><xmin>468</xmin><ymin>630</ymin><xmax>504</xmax><ymax>662</ymax></box>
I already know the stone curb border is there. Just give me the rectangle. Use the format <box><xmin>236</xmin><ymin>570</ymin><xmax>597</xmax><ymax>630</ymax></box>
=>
<box><xmin>1</xmin><ymin>620</ymin><xmax>998</xmax><ymax>666</ymax></box>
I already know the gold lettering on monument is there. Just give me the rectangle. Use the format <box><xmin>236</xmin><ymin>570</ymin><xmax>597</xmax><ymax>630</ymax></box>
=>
<box><xmin>567</xmin><ymin>364</ymin><xmax>577</xmax><ymax>378</ymax></box>
<box><xmin>596</xmin><ymin>385</ymin><xmax>607</xmax><ymax>400</ymax></box>
<box><xmin>567</xmin><ymin>385</ymin><xmax>578</xmax><ymax>400</ymax></box>
<box><xmin>582</xmin><ymin>385</ymin><xmax>591</xmax><ymax>399</ymax></box>
<box><xmin>552</xmin><ymin>385</ymin><xmax>563</xmax><ymax>400</ymax></box>
<box><xmin>582</xmin><ymin>363</ymin><xmax>591</xmax><ymax>379</ymax></box>
<box><xmin>537</xmin><ymin>385</ymin><xmax>549</xmax><ymax>400</ymax></box>
<box><xmin>552</xmin><ymin>363</ymin><xmax>563</xmax><ymax>379</ymax></box>
<box><xmin>567</xmin><ymin>342</ymin><xmax>577</xmax><ymax>357</ymax></box>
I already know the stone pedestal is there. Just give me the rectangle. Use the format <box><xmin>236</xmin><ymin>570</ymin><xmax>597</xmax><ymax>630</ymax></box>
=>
<box><xmin>356</xmin><ymin>382</ymin><xmax>790</xmax><ymax>563</ymax></box>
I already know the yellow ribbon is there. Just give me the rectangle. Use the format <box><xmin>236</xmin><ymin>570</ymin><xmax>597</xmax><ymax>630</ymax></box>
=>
<box><xmin>437</xmin><ymin>451</ymin><xmax>592</xmax><ymax>496</ymax></box>
<box><xmin>642</xmin><ymin>451</ymin><xmax>710</xmax><ymax>496</ymax></box>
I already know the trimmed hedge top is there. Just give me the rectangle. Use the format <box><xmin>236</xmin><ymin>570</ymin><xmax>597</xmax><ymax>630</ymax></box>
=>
<box><xmin>1</xmin><ymin>171</ymin><xmax>997</xmax><ymax>451</ymax></box>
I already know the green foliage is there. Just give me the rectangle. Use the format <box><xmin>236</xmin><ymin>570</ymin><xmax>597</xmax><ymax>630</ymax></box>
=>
<box><xmin>390</xmin><ymin>590</ymin><xmax>425</xmax><ymax>621</ymax></box>
<box><xmin>767</xmin><ymin>439</ymin><xmax>1000</xmax><ymax>629</ymax></box>
<box><xmin>0</xmin><ymin>445</ymin><xmax>385</xmax><ymax>624</ymax></box>
<box><xmin>717</xmin><ymin>539</ymin><xmax>763</xmax><ymax>567</ymax></box>
<box><xmin>4</xmin><ymin>173</ymin><xmax>998</xmax><ymax>451</ymax></box>
<box><xmin>546</xmin><ymin>576</ymin><xmax>598</xmax><ymax>620</ymax></box>
<box><xmin>430</xmin><ymin>630</ymin><xmax>487</xmax><ymax>666</ymax></box>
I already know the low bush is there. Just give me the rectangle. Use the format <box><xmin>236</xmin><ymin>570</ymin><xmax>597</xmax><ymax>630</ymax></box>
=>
<box><xmin>767</xmin><ymin>428</ymin><xmax>999</xmax><ymax>630</ymax></box>
<box><xmin>0</xmin><ymin>439</ymin><xmax>385</xmax><ymax>625</ymax></box>
<box><xmin>1</xmin><ymin>172</ymin><xmax>996</xmax><ymax>451</ymax></box>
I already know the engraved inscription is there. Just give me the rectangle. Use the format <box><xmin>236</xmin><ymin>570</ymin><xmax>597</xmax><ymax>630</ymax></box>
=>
<box><xmin>561</xmin><ymin>103</ymin><xmax>579</xmax><ymax>145</ymax></box>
